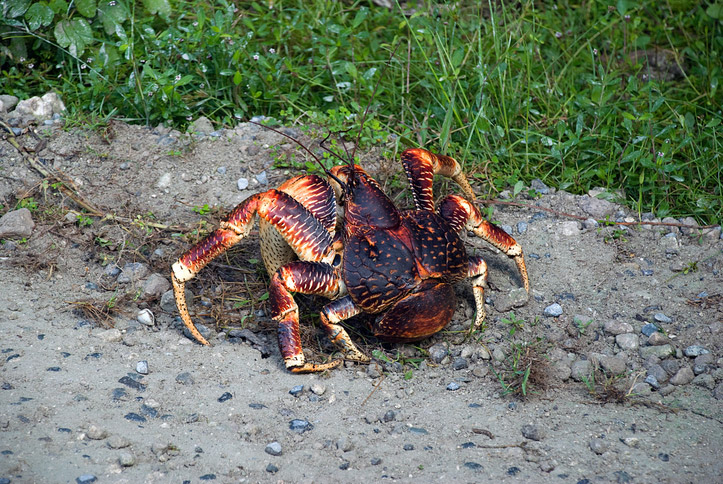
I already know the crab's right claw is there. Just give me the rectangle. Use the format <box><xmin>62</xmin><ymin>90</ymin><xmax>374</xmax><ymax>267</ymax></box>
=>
<box><xmin>171</xmin><ymin>263</ymin><xmax>210</xmax><ymax>346</ymax></box>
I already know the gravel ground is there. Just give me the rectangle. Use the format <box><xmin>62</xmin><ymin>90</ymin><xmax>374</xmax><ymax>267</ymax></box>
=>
<box><xmin>0</xmin><ymin>114</ymin><xmax>722</xmax><ymax>484</ymax></box>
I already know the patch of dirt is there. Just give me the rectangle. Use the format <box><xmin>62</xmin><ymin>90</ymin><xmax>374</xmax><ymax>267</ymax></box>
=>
<box><xmin>1</xmin><ymin>120</ymin><xmax>721</xmax><ymax>483</ymax></box>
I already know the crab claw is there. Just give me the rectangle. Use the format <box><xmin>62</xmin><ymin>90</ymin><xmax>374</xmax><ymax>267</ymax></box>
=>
<box><xmin>171</xmin><ymin>268</ymin><xmax>210</xmax><ymax>346</ymax></box>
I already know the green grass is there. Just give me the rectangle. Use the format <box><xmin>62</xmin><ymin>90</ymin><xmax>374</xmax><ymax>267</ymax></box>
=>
<box><xmin>2</xmin><ymin>0</ymin><xmax>721</xmax><ymax>223</ymax></box>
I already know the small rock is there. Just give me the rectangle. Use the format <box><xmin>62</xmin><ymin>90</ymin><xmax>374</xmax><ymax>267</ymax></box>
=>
<box><xmin>604</xmin><ymin>320</ymin><xmax>634</xmax><ymax>335</ymax></box>
<box><xmin>0</xmin><ymin>94</ymin><xmax>19</xmax><ymax>112</ymax></box>
<box><xmin>289</xmin><ymin>419</ymin><xmax>313</xmax><ymax>433</ymax></box>
<box><xmin>446</xmin><ymin>382</ymin><xmax>460</xmax><ymax>391</ymax></box>
<box><xmin>86</xmin><ymin>425</ymin><xmax>108</xmax><ymax>440</ymax></box>
<box><xmin>428</xmin><ymin>343</ymin><xmax>448</xmax><ymax>364</ymax></box>
<box><xmin>266</xmin><ymin>464</ymin><xmax>278</xmax><ymax>473</ymax></box>
<box><xmin>336</xmin><ymin>436</ymin><xmax>354</xmax><ymax>452</ymax></box>
<box><xmin>289</xmin><ymin>385</ymin><xmax>304</xmax><ymax>397</ymax></box>
<box><xmin>558</xmin><ymin>221</ymin><xmax>581</xmax><ymax>236</ymax></box>
<box><xmin>175</xmin><ymin>372</ymin><xmax>194</xmax><ymax>385</ymax></box>
<box><xmin>107</xmin><ymin>435</ymin><xmax>131</xmax><ymax>449</ymax></box>
<box><xmin>669</xmin><ymin>367</ymin><xmax>694</xmax><ymax>385</ymax></box>
<box><xmin>371</xmin><ymin>457</ymin><xmax>382</xmax><ymax>465</ymax></box>
<box><xmin>96</xmin><ymin>328</ymin><xmax>123</xmax><ymax>343</ymax></box>
<box><xmin>265</xmin><ymin>442</ymin><xmax>282</xmax><ymax>456</ymax></box>
<box><xmin>641</xmin><ymin>323</ymin><xmax>660</xmax><ymax>337</ymax></box>
<box><xmin>310</xmin><ymin>383</ymin><xmax>326</xmax><ymax>395</ymax></box>
<box><xmin>183</xmin><ymin>323</ymin><xmax>212</xmax><ymax>342</ymax></box>
<box><xmin>693</xmin><ymin>374</ymin><xmax>715</xmax><ymax>390</ymax></box>
<box><xmin>544</xmin><ymin>303</ymin><xmax>563</xmax><ymax>317</ymax></box>
<box><xmin>119</xmin><ymin>451</ymin><xmax>135</xmax><ymax>467</ymax></box>
<box><xmin>599</xmin><ymin>356</ymin><xmax>627</xmax><ymax>375</ymax></box>
<box><xmin>521</xmin><ymin>424</ymin><xmax>544</xmax><ymax>441</ymax></box>
<box><xmin>0</xmin><ymin>208</ymin><xmax>35</xmax><ymax>239</ymax></box>
<box><xmin>75</xmin><ymin>475</ymin><xmax>97</xmax><ymax>484</ymax></box>
<box><xmin>621</xmin><ymin>437</ymin><xmax>640</xmax><ymax>448</ymax></box>
<box><xmin>516</xmin><ymin>221</ymin><xmax>528</xmax><ymax>234</ymax></box>
<box><xmin>570</xmin><ymin>359</ymin><xmax>592</xmax><ymax>382</ymax></box>
<box><xmin>713</xmin><ymin>383</ymin><xmax>723</xmax><ymax>400</ymax></box>
<box><xmin>639</xmin><ymin>344</ymin><xmax>675</xmax><ymax>359</ymax></box>
<box><xmin>530</xmin><ymin>179</ymin><xmax>549</xmax><ymax>194</ymax></box>
<box><xmin>647</xmin><ymin>332</ymin><xmax>670</xmax><ymax>346</ymax></box>
<box><xmin>143</xmin><ymin>274</ymin><xmax>171</xmax><ymax>297</ymax></box>
<box><xmin>383</xmin><ymin>410</ymin><xmax>396</xmax><ymax>422</ymax></box>
<box><xmin>403</xmin><ymin>443</ymin><xmax>415</xmax><ymax>451</ymax></box>
<box><xmin>118</xmin><ymin>262</ymin><xmax>150</xmax><ymax>284</ymax></box>
<box><xmin>137</xmin><ymin>309</ymin><xmax>155</xmax><ymax>326</ymax></box>
<box><xmin>187</xmin><ymin>116</ymin><xmax>214</xmax><ymax>135</ymax></box>
<box><xmin>654</xmin><ymin>313</ymin><xmax>672</xmax><ymax>324</ymax></box>
<box><xmin>579</xmin><ymin>196</ymin><xmax>615</xmax><ymax>219</ymax></box>
<box><xmin>14</xmin><ymin>92</ymin><xmax>65</xmax><ymax>121</ymax></box>
<box><xmin>683</xmin><ymin>345</ymin><xmax>709</xmax><ymax>357</ymax></box>
<box><xmin>492</xmin><ymin>347</ymin><xmax>506</xmax><ymax>362</ymax></box>
<box><xmin>136</xmin><ymin>360</ymin><xmax>149</xmax><ymax>375</ymax></box>
<box><xmin>256</xmin><ymin>171</ymin><xmax>268</xmax><ymax>185</ymax></box>
<box><xmin>615</xmin><ymin>334</ymin><xmax>639</xmax><ymax>351</ymax></box>
<box><xmin>218</xmin><ymin>392</ymin><xmax>233</xmax><ymax>402</ymax></box>
<box><xmin>589</xmin><ymin>438</ymin><xmax>610</xmax><ymax>455</ymax></box>
<box><xmin>237</xmin><ymin>178</ymin><xmax>250</xmax><ymax>190</ymax></box>
<box><xmin>647</xmin><ymin>364</ymin><xmax>669</xmax><ymax>384</ymax></box>
<box><xmin>644</xmin><ymin>375</ymin><xmax>660</xmax><ymax>389</ymax></box>
<box><xmin>452</xmin><ymin>357</ymin><xmax>469</xmax><ymax>370</ymax></box>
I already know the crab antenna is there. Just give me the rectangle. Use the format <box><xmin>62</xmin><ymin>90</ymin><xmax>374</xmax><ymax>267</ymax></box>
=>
<box><xmin>350</xmin><ymin>42</ymin><xmax>401</xmax><ymax>162</ymax></box>
<box><xmin>249</xmin><ymin>120</ymin><xmax>347</xmax><ymax>190</ymax></box>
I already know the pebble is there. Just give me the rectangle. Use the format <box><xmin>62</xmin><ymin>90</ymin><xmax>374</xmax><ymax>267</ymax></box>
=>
<box><xmin>599</xmin><ymin>356</ymin><xmax>627</xmax><ymax>375</ymax></box>
<box><xmin>683</xmin><ymin>345</ymin><xmax>709</xmax><ymax>357</ymax></box>
<box><xmin>265</xmin><ymin>442</ymin><xmax>282</xmax><ymax>456</ymax></box>
<box><xmin>107</xmin><ymin>435</ymin><xmax>130</xmax><ymax>449</ymax></box>
<box><xmin>183</xmin><ymin>323</ymin><xmax>212</xmax><ymax>342</ymax></box>
<box><xmin>604</xmin><ymin>320</ymin><xmax>633</xmax><ymax>335</ymax></box>
<box><xmin>403</xmin><ymin>443</ymin><xmax>414</xmax><ymax>451</ymax></box>
<box><xmin>641</xmin><ymin>323</ymin><xmax>659</xmax><ymax>336</ymax></box>
<box><xmin>530</xmin><ymin>179</ymin><xmax>549</xmax><ymax>194</ymax></box>
<box><xmin>492</xmin><ymin>347</ymin><xmax>506</xmax><ymax>362</ymax></box>
<box><xmin>124</xmin><ymin>412</ymin><xmax>146</xmax><ymax>423</ymax></box>
<box><xmin>0</xmin><ymin>208</ymin><xmax>35</xmax><ymax>239</ymax></box>
<box><xmin>118</xmin><ymin>262</ymin><xmax>150</xmax><ymax>284</ymax></box>
<box><xmin>86</xmin><ymin>424</ymin><xmax>108</xmax><ymax>440</ymax></box>
<box><xmin>136</xmin><ymin>360</ymin><xmax>149</xmax><ymax>375</ymax></box>
<box><xmin>428</xmin><ymin>343</ymin><xmax>448</xmax><ymax>364</ymax></box>
<box><xmin>647</xmin><ymin>364</ymin><xmax>669</xmax><ymax>384</ymax></box>
<box><xmin>644</xmin><ymin>375</ymin><xmax>660</xmax><ymax>389</ymax></box>
<box><xmin>544</xmin><ymin>303</ymin><xmax>563</xmax><ymax>317</ymax></box>
<box><xmin>615</xmin><ymin>334</ymin><xmax>639</xmax><ymax>351</ymax></box>
<box><xmin>217</xmin><ymin>166</ymin><xmax>226</xmax><ymax>175</ymax></box>
<box><xmin>75</xmin><ymin>475</ymin><xmax>97</xmax><ymax>484</ymax></box>
<box><xmin>639</xmin><ymin>344</ymin><xmax>675</xmax><ymax>359</ymax></box>
<box><xmin>589</xmin><ymin>438</ymin><xmax>610</xmax><ymax>454</ymax></box>
<box><xmin>463</xmin><ymin>461</ymin><xmax>483</xmax><ymax>471</ymax></box>
<box><xmin>570</xmin><ymin>360</ymin><xmax>592</xmax><ymax>382</ymax></box>
<box><xmin>119</xmin><ymin>451</ymin><xmax>135</xmax><ymax>467</ymax></box>
<box><xmin>452</xmin><ymin>357</ymin><xmax>469</xmax><ymax>370</ymax></box>
<box><xmin>621</xmin><ymin>437</ymin><xmax>640</xmax><ymax>448</ymax></box>
<box><xmin>383</xmin><ymin>410</ymin><xmax>396</xmax><ymax>422</ymax></box>
<box><xmin>237</xmin><ymin>177</ymin><xmax>250</xmax><ymax>190</ymax></box>
<box><xmin>647</xmin><ymin>332</ymin><xmax>670</xmax><ymax>346</ymax></box>
<box><xmin>143</xmin><ymin>274</ymin><xmax>171</xmax><ymax>297</ymax></box>
<box><xmin>446</xmin><ymin>382</ymin><xmax>461</xmax><ymax>391</ymax></box>
<box><xmin>137</xmin><ymin>309</ymin><xmax>155</xmax><ymax>326</ymax></box>
<box><xmin>669</xmin><ymin>367</ymin><xmax>694</xmax><ymax>385</ymax></box>
<box><xmin>371</xmin><ymin>457</ymin><xmax>382</xmax><ymax>465</ymax></box>
<box><xmin>521</xmin><ymin>424</ymin><xmax>544</xmax><ymax>441</ymax></box>
<box><xmin>310</xmin><ymin>383</ymin><xmax>326</xmax><ymax>395</ymax></box>
<box><xmin>289</xmin><ymin>419</ymin><xmax>313</xmax><ymax>433</ymax></box>
<box><xmin>579</xmin><ymin>196</ymin><xmax>614</xmax><ymax>219</ymax></box>
<box><xmin>517</xmin><ymin>221</ymin><xmax>528</xmax><ymax>234</ymax></box>
<box><xmin>218</xmin><ymin>392</ymin><xmax>233</xmax><ymax>402</ymax></box>
<box><xmin>693</xmin><ymin>374</ymin><xmax>715</xmax><ymax>389</ymax></box>
<box><xmin>266</xmin><ymin>464</ymin><xmax>279</xmax><ymax>473</ymax></box>
<box><xmin>175</xmin><ymin>372</ymin><xmax>194</xmax><ymax>385</ymax></box>
<box><xmin>558</xmin><ymin>221</ymin><xmax>581</xmax><ymax>236</ymax></box>
<box><xmin>289</xmin><ymin>385</ymin><xmax>304</xmax><ymax>396</ymax></box>
<box><xmin>256</xmin><ymin>171</ymin><xmax>268</xmax><ymax>185</ymax></box>
<box><xmin>96</xmin><ymin>328</ymin><xmax>123</xmax><ymax>343</ymax></box>
<box><xmin>654</xmin><ymin>312</ymin><xmax>672</xmax><ymax>324</ymax></box>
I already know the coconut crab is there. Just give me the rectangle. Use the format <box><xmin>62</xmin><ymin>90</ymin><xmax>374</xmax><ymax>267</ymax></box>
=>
<box><xmin>171</xmin><ymin>141</ymin><xmax>529</xmax><ymax>373</ymax></box>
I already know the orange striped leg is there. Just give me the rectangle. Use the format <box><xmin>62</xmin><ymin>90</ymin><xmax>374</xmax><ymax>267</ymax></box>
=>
<box><xmin>171</xmin><ymin>190</ymin><xmax>336</xmax><ymax>346</ymax></box>
<box><xmin>320</xmin><ymin>296</ymin><xmax>369</xmax><ymax>363</ymax></box>
<box><xmin>269</xmin><ymin>261</ymin><xmax>346</xmax><ymax>372</ymax></box>
<box><xmin>401</xmin><ymin>147</ymin><xmax>476</xmax><ymax>212</ymax></box>
<box><xmin>467</xmin><ymin>255</ymin><xmax>489</xmax><ymax>330</ymax></box>
<box><xmin>439</xmin><ymin>194</ymin><xmax>530</xmax><ymax>293</ymax></box>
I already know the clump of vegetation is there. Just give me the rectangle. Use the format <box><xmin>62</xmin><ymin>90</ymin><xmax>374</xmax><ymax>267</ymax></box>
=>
<box><xmin>1</xmin><ymin>0</ymin><xmax>720</xmax><ymax>223</ymax></box>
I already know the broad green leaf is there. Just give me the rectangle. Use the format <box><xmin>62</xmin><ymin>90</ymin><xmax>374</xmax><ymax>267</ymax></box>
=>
<box><xmin>233</xmin><ymin>70</ymin><xmax>242</xmax><ymax>85</ymax></box>
<box><xmin>706</xmin><ymin>2</ymin><xmax>722</xmax><ymax>19</ymax></box>
<box><xmin>5</xmin><ymin>0</ymin><xmax>31</xmax><ymax>18</ymax></box>
<box><xmin>352</xmin><ymin>7</ymin><xmax>368</xmax><ymax>28</ymax></box>
<box><xmin>513</xmin><ymin>180</ymin><xmax>524</xmax><ymax>196</ymax></box>
<box><xmin>705</xmin><ymin>118</ymin><xmax>721</xmax><ymax>128</ymax></box>
<box><xmin>54</xmin><ymin>18</ymin><xmax>93</xmax><ymax>56</ymax></box>
<box><xmin>98</xmin><ymin>0</ymin><xmax>128</xmax><ymax>36</ymax></box>
<box><xmin>48</xmin><ymin>0</ymin><xmax>68</xmax><ymax>14</ymax></box>
<box><xmin>142</xmin><ymin>0</ymin><xmax>170</xmax><ymax>17</ymax></box>
<box><xmin>25</xmin><ymin>2</ymin><xmax>54</xmax><ymax>30</ymax></box>
<box><xmin>76</xmin><ymin>0</ymin><xmax>96</xmax><ymax>17</ymax></box>
<box><xmin>345</xmin><ymin>61</ymin><xmax>357</xmax><ymax>79</ymax></box>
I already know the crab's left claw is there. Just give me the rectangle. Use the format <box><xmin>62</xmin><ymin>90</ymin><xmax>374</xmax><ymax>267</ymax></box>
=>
<box><xmin>171</xmin><ymin>268</ymin><xmax>210</xmax><ymax>346</ymax></box>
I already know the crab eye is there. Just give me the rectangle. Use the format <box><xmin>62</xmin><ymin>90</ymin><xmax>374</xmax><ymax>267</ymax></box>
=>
<box><xmin>332</xmin><ymin>254</ymin><xmax>341</xmax><ymax>267</ymax></box>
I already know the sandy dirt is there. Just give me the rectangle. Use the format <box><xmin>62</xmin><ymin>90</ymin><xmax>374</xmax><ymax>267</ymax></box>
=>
<box><xmin>1</xmin><ymin>120</ymin><xmax>721</xmax><ymax>484</ymax></box>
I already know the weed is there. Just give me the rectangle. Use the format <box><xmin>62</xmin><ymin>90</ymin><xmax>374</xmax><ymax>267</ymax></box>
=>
<box><xmin>582</xmin><ymin>368</ymin><xmax>644</xmax><ymax>404</ymax></box>
<box><xmin>573</xmin><ymin>317</ymin><xmax>595</xmax><ymax>336</ymax></box>
<box><xmin>76</xmin><ymin>213</ymin><xmax>94</xmax><ymax>227</ymax></box>
<box><xmin>492</xmin><ymin>340</ymin><xmax>546</xmax><ymax>398</ymax></box>
<box><xmin>16</xmin><ymin>197</ymin><xmax>39</xmax><ymax>212</ymax></box>
<box><xmin>193</xmin><ymin>204</ymin><xmax>212</xmax><ymax>216</ymax></box>
<box><xmin>501</xmin><ymin>312</ymin><xmax>526</xmax><ymax>337</ymax></box>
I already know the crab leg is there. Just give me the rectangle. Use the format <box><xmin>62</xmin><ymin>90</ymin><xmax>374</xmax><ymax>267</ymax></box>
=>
<box><xmin>401</xmin><ymin>148</ymin><xmax>477</xmax><ymax>212</ymax></box>
<box><xmin>171</xmin><ymin>189</ymin><xmax>336</xmax><ymax>346</ymax></box>
<box><xmin>467</xmin><ymin>255</ymin><xmax>489</xmax><ymax>329</ymax></box>
<box><xmin>439</xmin><ymin>194</ymin><xmax>530</xmax><ymax>293</ymax></box>
<box><xmin>269</xmin><ymin>261</ymin><xmax>349</xmax><ymax>372</ymax></box>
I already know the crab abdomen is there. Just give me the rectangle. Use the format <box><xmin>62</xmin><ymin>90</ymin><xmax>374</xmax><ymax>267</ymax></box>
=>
<box><xmin>371</xmin><ymin>280</ymin><xmax>456</xmax><ymax>342</ymax></box>
<box><xmin>404</xmin><ymin>211</ymin><xmax>468</xmax><ymax>283</ymax></box>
